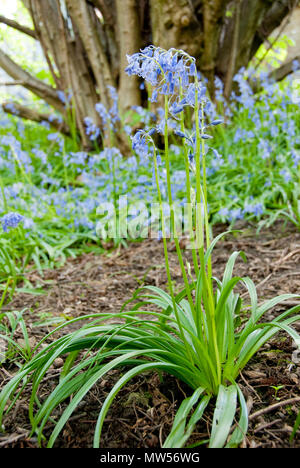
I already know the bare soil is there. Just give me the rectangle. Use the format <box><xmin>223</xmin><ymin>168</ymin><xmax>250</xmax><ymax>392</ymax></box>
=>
<box><xmin>0</xmin><ymin>222</ymin><xmax>299</xmax><ymax>448</ymax></box>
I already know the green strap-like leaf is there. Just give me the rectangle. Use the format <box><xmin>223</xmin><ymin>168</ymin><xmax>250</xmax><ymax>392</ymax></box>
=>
<box><xmin>163</xmin><ymin>388</ymin><xmax>210</xmax><ymax>448</ymax></box>
<box><xmin>226</xmin><ymin>385</ymin><xmax>248</xmax><ymax>448</ymax></box>
<box><xmin>93</xmin><ymin>361</ymin><xmax>181</xmax><ymax>448</ymax></box>
<box><xmin>209</xmin><ymin>384</ymin><xmax>237</xmax><ymax>448</ymax></box>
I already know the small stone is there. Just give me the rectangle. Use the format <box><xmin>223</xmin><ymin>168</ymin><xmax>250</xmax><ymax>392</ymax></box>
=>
<box><xmin>289</xmin><ymin>373</ymin><xmax>299</xmax><ymax>384</ymax></box>
<box><xmin>100</xmin><ymin>379</ymin><xmax>108</xmax><ymax>388</ymax></box>
<box><xmin>53</xmin><ymin>357</ymin><xmax>64</xmax><ymax>368</ymax></box>
<box><xmin>17</xmin><ymin>337</ymin><xmax>36</xmax><ymax>349</ymax></box>
<box><xmin>145</xmin><ymin>434</ymin><xmax>158</xmax><ymax>447</ymax></box>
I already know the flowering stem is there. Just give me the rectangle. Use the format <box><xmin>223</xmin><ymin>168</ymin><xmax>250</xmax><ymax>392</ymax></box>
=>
<box><xmin>153</xmin><ymin>147</ymin><xmax>194</xmax><ymax>364</ymax></box>
<box><xmin>200</xmin><ymin>101</ymin><xmax>212</xmax><ymax>280</ymax></box>
<box><xmin>108</xmin><ymin>123</ymin><xmax>118</xmax><ymax>212</ymax></box>
<box><xmin>163</xmin><ymin>96</ymin><xmax>196</xmax><ymax>323</ymax></box>
<box><xmin>179</xmin><ymin>85</ymin><xmax>199</xmax><ymax>277</ymax></box>
<box><xmin>62</xmin><ymin>146</ymin><xmax>70</xmax><ymax>195</ymax></box>
<box><xmin>194</xmin><ymin>86</ymin><xmax>205</xmax><ymax>262</ymax></box>
<box><xmin>11</xmin><ymin>147</ymin><xmax>32</xmax><ymax>187</ymax></box>
<box><xmin>66</xmin><ymin>98</ymin><xmax>78</xmax><ymax>149</ymax></box>
<box><xmin>194</xmin><ymin>81</ymin><xmax>221</xmax><ymax>385</ymax></box>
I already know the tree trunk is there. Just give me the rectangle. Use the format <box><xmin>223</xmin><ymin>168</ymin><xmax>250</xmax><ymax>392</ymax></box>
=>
<box><xmin>65</xmin><ymin>0</ymin><xmax>114</xmax><ymax>110</ymax></box>
<box><xmin>150</xmin><ymin>0</ymin><xmax>203</xmax><ymax>58</ymax></box>
<box><xmin>116</xmin><ymin>0</ymin><xmax>141</xmax><ymax>111</ymax></box>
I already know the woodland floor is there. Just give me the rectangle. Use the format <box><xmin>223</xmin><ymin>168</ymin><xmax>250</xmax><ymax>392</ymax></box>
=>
<box><xmin>0</xmin><ymin>221</ymin><xmax>300</xmax><ymax>448</ymax></box>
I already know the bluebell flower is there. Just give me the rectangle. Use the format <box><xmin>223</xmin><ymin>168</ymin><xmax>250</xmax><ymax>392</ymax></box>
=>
<box><xmin>210</xmin><ymin>119</ymin><xmax>223</xmax><ymax>126</ymax></box>
<box><xmin>201</xmin><ymin>134</ymin><xmax>213</xmax><ymax>140</ymax></box>
<box><xmin>150</xmin><ymin>89</ymin><xmax>158</xmax><ymax>103</ymax></box>
<box><xmin>48</xmin><ymin>133</ymin><xmax>64</xmax><ymax>151</ymax></box>
<box><xmin>169</xmin><ymin>144</ymin><xmax>181</xmax><ymax>156</ymax></box>
<box><xmin>32</xmin><ymin>149</ymin><xmax>47</xmax><ymax>165</ymax></box>
<box><xmin>57</xmin><ymin>90</ymin><xmax>66</xmax><ymax>103</ymax></box>
<box><xmin>228</xmin><ymin>208</ymin><xmax>243</xmax><ymax>222</ymax></box>
<box><xmin>23</xmin><ymin>217</ymin><xmax>35</xmax><ymax>230</ymax></box>
<box><xmin>48</xmin><ymin>113</ymin><xmax>63</xmax><ymax>124</ymax></box>
<box><xmin>292</xmin><ymin>59</ymin><xmax>299</xmax><ymax>73</ymax></box>
<box><xmin>258</xmin><ymin>140</ymin><xmax>272</xmax><ymax>160</ymax></box>
<box><xmin>188</xmin><ymin>152</ymin><xmax>195</xmax><ymax>172</ymax></box>
<box><xmin>169</xmin><ymin>102</ymin><xmax>185</xmax><ymax>116</ymax></box>
<box><xmin>244</xmin><ymin>202</ymin><xmax>264</xmax><ymax>217</ymax></box>
<box><xmin>291</xmin><ymin>150</ymin><xmax>300</xmax><ymax>168</ymax></box>
<box><xmin>131</xmin><ymin>130</ymin><xmax>154</xmax><ymax>159</ymax></box>
<box><xmin>57</xmin><ymin>90</ymin><xmax>73</xmax><ymax>106</ymax></box>
<box><xmin>4</xmin><ymin>102</ymin><xmax>20</xmax><ymax>115</ymax></box>
<box><xmin>84</xmin><ymin>117</ymin><xmax>100</xmax><ymax>141</ymax></box>
<box><xmin>124</xmin><ymin>125</ymin><xmax>132</xmax><ymax>136</ymax></box>
<box><xmin>95</xmin><ymin>103</ymin><xmax>110</xmax><ymax>127</ymax></box>
<box><xmin>218</xmin><ymin>207</ymin><xmax>229</xmax><ymax>218</ymax></box>
<box><xmin>126</xmin><ymin>46</ymin><xmax>197</xmax><ymax>101</ymax></box>
<box><xmin>280</xmin><ymin>169</ymin><xmax>292</xmax><ymax>183</ymax></box>
<box><xmin>1</xmin><ymin>212</ymin><xmax>24</xmax><ymax>232</ymax></box>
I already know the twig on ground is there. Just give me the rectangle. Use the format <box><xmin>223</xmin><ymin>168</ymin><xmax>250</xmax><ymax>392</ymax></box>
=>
<box><xmin>249</xmin><ymin>397</ymin><xmax>300</xmax><ymax>421</ymax></box>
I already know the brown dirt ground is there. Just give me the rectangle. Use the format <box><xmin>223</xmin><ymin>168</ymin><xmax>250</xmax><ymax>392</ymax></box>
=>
<box><xmin>0</xmin><ymin>222</ymin><xmax>299</xmax><ymax>448</ymax></box>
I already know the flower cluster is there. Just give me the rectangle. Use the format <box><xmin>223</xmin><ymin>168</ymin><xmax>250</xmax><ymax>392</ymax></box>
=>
<box><xmin>84</xmin><ymin>117</ymin><xmax>100</xmax><ymax>141</ymax></box>
<box><xmin>0</xmin><ymin>212</ymin><xmax>24</xmax><ymax>232</ymax></box>
<box><xmin>131</xmin><ymin>129</ymin><xmax>156</xmax><ymax>160</ymax></box>
<box><xmin>94</xmin><ymin>86</ymin><xmax>121</xmax><ymax>135</ymax></box>
<box><xmin>47</xmin><ymin>132</ymin><xmax>64</xmax><ymax>152</ymax></box>
<box><xmin>95</xmin><ymin>103</ymin><xmax>110</xmax><ymax>129</ymax></box>
<box><xmin>126</xmin><ymin>46</ymin><xmax>204</xmax><ymax>106</ymax></box>
<box><xmin>82</xmin><ymin>86</ymin><xmax>121</xmax><ymax>142</ymax></box>
<box><xmin>57</xmin><ymin>90</ymin><xmax>73</xmax><ymax>107</ymax></box>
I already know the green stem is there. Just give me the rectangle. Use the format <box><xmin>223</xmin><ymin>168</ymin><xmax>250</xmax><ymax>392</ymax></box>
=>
<box><xmin>11</xmin><ymin>147</ymin><xmax>32</xmax><ymax>187</ymax></box>
<box><xmin>194</xmin><ymin>85</ymin><xmax>205</xmax><ymax>265</ymax></box>
<box><xmin>0</xmin><ymin>175</ymin><xmax>8</xmax><ymax>213</ymax></box>
<box><xmin>153</xmin><ymin>148</ymin><xmax>194</xmax><ymax>364</ymax></box>
<box><xmin>163</xmin><ymin>96</ymin><xmax>196</xmax><ymax>323</ymax></box>
<box><xmin>200</xmin><ymin>101</ymin><xmax>212</xmax><ymax>280</ymax></box>
<box><xmin>179</xmin><ymin>85</ymin><xmax>199</xmax><ymax>277</ymax></box>
<box><xmin>62</xmin><ymin>143</ymin><xmax>72</xmax><ymax>204</ymax></box>
<box><xmin>108</xmin><ymin>123</ymin><xmax>118</xmax><ymax>212</ymax></box>
<box><xmin>194</xmin><ymin>81</ymin><xmax>221</xmax><ymax>385</ymax></box>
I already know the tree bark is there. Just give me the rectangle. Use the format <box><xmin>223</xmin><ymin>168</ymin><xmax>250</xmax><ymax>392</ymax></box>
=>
<box><xmin>0</xmin><ymin>15</ymin><xmax>37</xmax><ymax>39</ymax></box>
<box><xmin>116</xmin><ymin>0</ymin><xmax>141</xmax><ymax>111</ymax></box>
<box><xmin>150</xmin><ymin>0</ymin><xmax>203</xmax><ymax>58</ymax></box>
<box><xmin>24</xmin><ymin>0</ymin><xmax>103</xmax><ymax>147</ymax></box>
<box><xmin>65</xmin><ymin>0</ymin><xmax>114</xmax><ymax>110</ymax></box>
<box><xmin>0</xmin><ymin>48</ymin><xmax>64</xmax><ymax>112</ymax></box>
<box><xmin>2</xmin><ymin>101</ymin><xmax>70</xmax><ymax>134</ymax></box>
<box><xmin>201</xmin><ymin>0</ymin><xmax>231</xmax><ymax>95</ymax></box>
<box><xmin>223</xmin><ymin>0</ymin><xmax>242</xmax><ymax>99</ymax></box>
<box><xmin>269</xmin><ymin>55</ymin><xmax>300</xmax><ymax>82</ymax></box>
<box><xmin>216</xmin><ymin>0</ymin><xmax>298</xmax><ymax>82</ymax></box>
